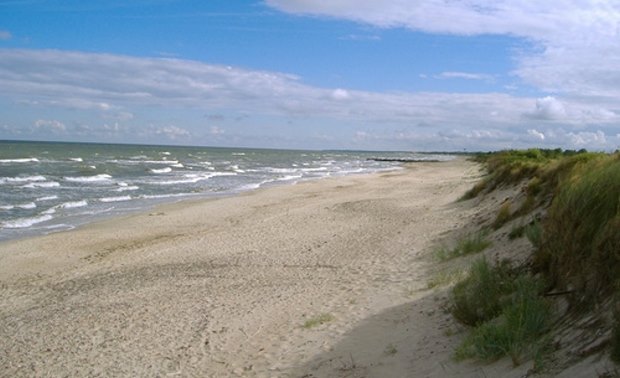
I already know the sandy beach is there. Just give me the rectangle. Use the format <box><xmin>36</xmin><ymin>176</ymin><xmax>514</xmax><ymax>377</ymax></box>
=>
<box><xmin>0</xmin><ymin>158</ymin><xmax>494</xmax><ymax>377</ymax></box>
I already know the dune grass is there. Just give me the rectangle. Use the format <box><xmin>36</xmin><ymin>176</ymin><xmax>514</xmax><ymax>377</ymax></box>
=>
<box><xmin>303</xmin><ymin>313</ymin><xmax>334</xmax><ymax>329</ymax></box>
<box><xmin>434</xmin><ymin>232</ymin><xmax>492</xmax><ymax>262</ymax></box>
<box><xmin>454</xmin><ymin>149</ymin><xmax>620</xmax><ymax>365</ymax></box>
<box><xmin>451</xmin><ymin>258</ymin><xmax>551</xmax><ymax>365</ymax></box>
<box><xmin>534</xmin><ymin>153</ymin><xmax>620</xmax><ymax>298</ymax></box>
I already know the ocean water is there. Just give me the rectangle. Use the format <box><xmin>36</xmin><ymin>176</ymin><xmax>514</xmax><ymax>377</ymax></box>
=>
<box><xmin>0</xmin><ymin>141</ymin><xmax>453</xmax><ymax>242</ymax></box>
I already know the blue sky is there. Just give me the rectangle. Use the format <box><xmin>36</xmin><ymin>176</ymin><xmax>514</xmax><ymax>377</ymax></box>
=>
<box><xmin>1</xmin><ymin>1</ymin><xmax>619</xmax><ymax>151</ymax></box>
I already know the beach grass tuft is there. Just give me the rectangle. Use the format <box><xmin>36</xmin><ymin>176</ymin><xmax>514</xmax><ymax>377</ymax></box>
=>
<box><xmin>303</xmin><ymin>313</ymin><xmax>335</xmax><ymax>329</ymax></box>
<box><xmin>452</xmin><ymin>259</ymin><xmax>550</xmax><ymax>365</ymax></box>
<box><xmin>434</xmin><ymin>232</ymin><xmax>491</xmax><ymax>261</ymax></box>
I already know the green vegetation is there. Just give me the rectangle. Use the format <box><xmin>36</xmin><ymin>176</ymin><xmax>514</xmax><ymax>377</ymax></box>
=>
<box><xmin>451</xmin><ymin>149</ymin><xmax>620</xmax><ymax>366</ymax></box>
<box><xmin>303</xmin><ymin>313</ymin><xmax>334</xmax><ymax>329</ymax></box>
<box><xmin>452</xmin><ymin>258</ymin><xmax>551</xmax><ymax>365</ymax></box>
<box><xmin>534</xmin><ymin>154</ymin><xmax>620</xmax><ymax>298</ymax></box>
<box><xmin>384</xmin><ymin>343</ymin><xmax>398</xmax><ymax>356</ymax></box>
<box><xmin>493</xmin><ymin>201</ymin><xmax>512</xmax><ymax>229</ymax></box>
<box><xmin>427</xmin><ymin>267</ymin><xmax>467</xmax><ymax>289</ymax></box>
<box><xmin>434</xmin><ymin>232</ymin><xmax>492</xmax><ymax>261</ymax></box>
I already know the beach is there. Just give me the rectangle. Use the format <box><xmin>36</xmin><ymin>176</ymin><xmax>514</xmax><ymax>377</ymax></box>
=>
<box><xmin>0</xmin><ymin>157</ymin><xmax>486</xmax><ymax>377</ymax></box>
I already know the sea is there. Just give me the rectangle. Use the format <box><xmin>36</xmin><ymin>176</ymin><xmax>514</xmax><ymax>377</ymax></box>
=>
<box><xmin>0</xmin><ymin>140</ymin><xmax>454</xmax><ymax>242</ymax></box>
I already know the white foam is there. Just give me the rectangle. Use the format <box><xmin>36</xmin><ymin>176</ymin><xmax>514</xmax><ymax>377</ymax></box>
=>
<box><xmin>144</xmin><ymin>160</ymin><xmax>179</xmax><ymax>165</ymax></box>
<box><xmin>115</xmin><ymin>185</ymin><xmax>139</xmax><ymax>192</ymax></box>
<box><xmin>170</xmin><ymin>163</ymin><xmax>184</xmax><ymax>168</ymax></box>
<box><xmin>42</xmin><ymin>207</ymin><xmax>57</xmax><ymax>215</ymax></box>
<box><xmin>152</xmin><ymin>172</ymin><xmax>236</xmax><ymax>185</ymax></box>
<box><xmin>69</xmin><ymin>157</ymin><xmax>83</xmax><ymax>162</ymax></box>
<box><xmin>17</xmin><ymin>202</ymin><xmax>37</xmax><ymax>209</ymax></box>
<box><xmin>150</xmin><ymin>167</ymin><xmax>172</xmax><ymax>174</ymax></box>
<box><xmin>238</xmin><ymin>182</ymin><xmax>261</xmax><ymax>191</ymax></box>
<box><xmin>99</xmin><ymin>196</ymin><xmax>132</xmax><ymax>203</ymax></box>
<box><xmin>21</xmin><ymin>181</ymin><xmax>60</xmax><ymax>189</ymax></box>
<box><xmin>64</xmin><ymin>174</ymin><xmax>112</xmax><ymax>183</ymax></box>
<box><xmin>36</xmin><ymin>195</ymin><xmax>59</xmax><ymax>202</ymax></box>
<box><xmin>0</xmin><ymin>158</ymin><xmax>40</xmax><ymax>163</ymax></box>
<box><xmin>161</xmin><ymin>152</ymin><xmax>171</xmax><ymax>156</ymax></box>
<box><xmin>58</xmin><ymin>200</ymin><xmax>88</xmax><ymax>209</ymax></box>
<box><xmin>277</xmin><ymin>175</ymin><xmax>303</xmax><ymax>182</ymax></box>
<box><xmin>268</xmin><ymin>167</ymin><xmax>298</xmax><ymax>174</ymax></box>
<box><xmin>0</xmin><ymin>175</ymin><xmax>46</xmax><ymax>184</ymax></box>
<box><xmin>232</xmin><ymin>152</ymin><xmax>246</xmax><ymax>156</ymax></box>
<box><xmin>301</xmin><ymin>167</ymin><xmax>328</xmax><ymax>172</ymax></box>
<box><xmin>2</xmin><ymin>214</ymin><xmax>53</xmax><ymax>229</ymax></box>
<box><xmin>0</xmin><ymin>205</ymin><xmax>14</xmax><ymax>210</ymax></box>
<box><xmin>140</xmin><ymin>193</ymin><xmax>195</xmax><ymax>200</ymax></box>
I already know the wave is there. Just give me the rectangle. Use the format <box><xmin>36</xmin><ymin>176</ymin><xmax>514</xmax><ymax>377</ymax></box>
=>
<box><xmin>36</xmin><ymin>195</ymin><xmax>59</xmax><ymax>202</ymax></box>
<box><xmin>58</xmin><ymin>200</ymin><xmax>88</xmax><ymax>209</ymax></box>
<box><xmin>144</xmin><ymin>160</ymin><xmax>179</xmax><ymax>165</ymax></box>
<box><xmin>268</xmin><ymin>167</ymin><xmax>298</xmax><ymax>174</ymax></box>
<box><xmin>21</xmin><ymin>181</ymin><xmax>60</xmax><ymax>189</ymax></box>
<box><xmin>99</xmin><ymin>196</ymin><xmax>132</xmax><ymax>203</ymax></box>
<box><xmin>140</xmin><ymin>193</ymin><xmax>196</xmax><ymax>200</ymax></box>
<box><xmin>64</xmin><ymin>174</ymin><xmax>112</xmax><ymax>183</ymax></box>
<box><xmin>1</xmin><ymin>202</ymin><xmax>38</xmax><ymax>210</ymax></box>
<box><xmin>0</xmin><ymin>175</ymin><xmax>46</xmax><ymax>184</ymax></box>
<box><xmin>301</xmin><ymin>167</ymin><xmax>328</xmax><ymax>172</ymax></box>
<box><xmin>170</xmin><ymin>163</ymin><xmax>184</xmax><ymax>168</ymax></box>
<box><xmin>115</xmin><ymin>185</ymin><xmax>139</xmax><ymax>192</ymax></box>
<box><xmin>68</xmin><ymin>157</ymin><xmax>83</xmax><ymax>162</ymax></box>
<box><xmin>2</xmin><ymin>214</ymin><xmax>53</xmax><ymax>229</ymax></box>
<box><xmin>151</xmin><ymin>172</ymin><xmax>236</xmax><ymax>185</ymax></box>
<box><xmin>150</xmin><ymin>167</ymin><xmax>172</xmax><ymax>174</ymax></box>
<box><xmin>0</xmin><ymin>158</ymin><xmax>40</xmax><ymax>163</ymax></box>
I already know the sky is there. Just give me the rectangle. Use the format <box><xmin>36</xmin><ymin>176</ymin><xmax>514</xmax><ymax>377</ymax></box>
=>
<box><xmin>1</xmin><ymin>1</ymin><xmax>620</xmax><ymax>151</ymax></box>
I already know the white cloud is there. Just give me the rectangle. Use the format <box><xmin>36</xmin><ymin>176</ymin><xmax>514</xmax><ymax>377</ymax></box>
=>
<box><xmin>527</xmin><ymin>129</ymin><xmax>545</xmax><ymax>141</ymax></box>
<box><xmin>34</xmin><ymin>119</ymin><xmax>66</xmax><ymax>132</ymax></box>
<box><xmin>266</xmin><ymin>1</ymin><xmax>620</xmax><ymax>108</ymax></box>
<box><xmin>331</xmin><ymin>88</ymin><xmax>351</xmax><ymax>100</ymax></box>
<box><xmin>437</xmin><ymin>71</ymin><xmax>494</xmax><ymax>81</ymax></box>
<box><xmin>527</xmin><ymin>96</ymin><xmax>566</xmax><ymax>120</ymax></box>
<box><xmin>155</xmin><ymin>125</ymin><xmax>191</xmax><ymax>140</ymax></box>
<box><xmin>1</xmin><ymin>49</ymin><xmax>618</xmax><ymax>150</ymax></box>
<box><xmin>210</xmin><ymin>126</ymin><xmax>225</xmax><ymax>135</ymax></box>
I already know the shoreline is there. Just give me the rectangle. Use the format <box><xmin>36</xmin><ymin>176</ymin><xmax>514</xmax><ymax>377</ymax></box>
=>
<box><xmin>0</xmin><ymin>157</ymin><xmax>483</xmax><ymax>377</ymax></box>
<box><xmin>0</xmin><ymin>166</ymin><xmax>408</xmax><ymax>245</ymax></box>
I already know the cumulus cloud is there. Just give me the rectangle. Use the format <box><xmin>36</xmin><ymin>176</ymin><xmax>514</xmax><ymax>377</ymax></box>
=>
<box><xmin>527</xmin><ymin>129</ymin><xmax>545</xmax><ymax>141</ymax></box>
<box><xmin>527</xmin><ymin>96</ymin><xmax>567</xmax><ymax>120</ymax></box>
<box><xmin>1</xmin><ymin>49</ymin><xmax>618</xmax><ymax>150</ymax></box>
<box><xmin>331</xmin><ymin>88</ymin><xmax>351</xmax><ymax>100</ymax></box>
